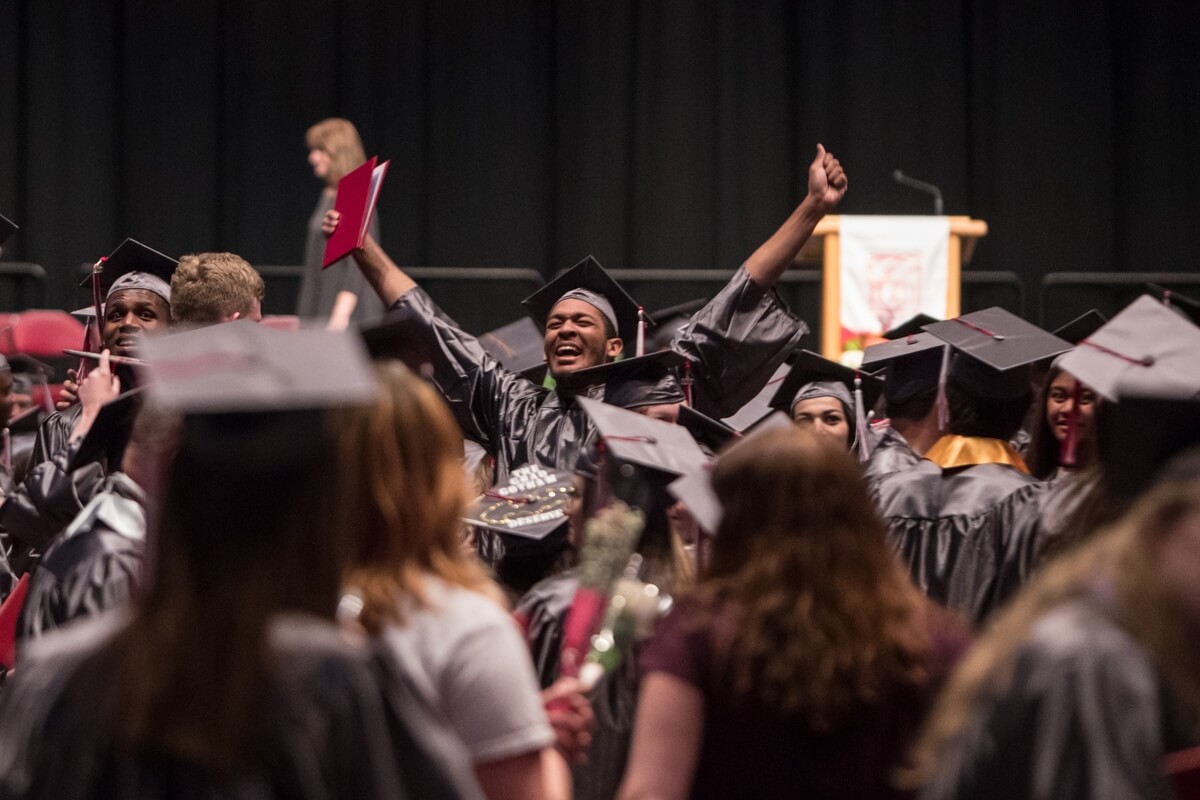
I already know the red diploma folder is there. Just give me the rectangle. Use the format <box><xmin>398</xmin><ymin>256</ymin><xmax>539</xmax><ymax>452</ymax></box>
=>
<box><xmin>322</xmin><ymin>155</ymin><xmax>390</xmax><ymax>268</ymax></box>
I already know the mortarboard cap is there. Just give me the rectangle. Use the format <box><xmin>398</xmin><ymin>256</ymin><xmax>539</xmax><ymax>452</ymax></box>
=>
<box><xmin>1052</xmin><ymin>309</ymin><xmax>1108</xmax><ymax>346</ymax></box>
<box><xmin>676</xmin><ymin>404</ymin><xmax>738</xmax><ymax>453</ymax></box>
<box><xmin>667</xmin><ymin>468</ymin><xmax>721</xmax><ymax>536</ymax></box>
<box><xmin>1056</xmin><ymin>295</ymin><xmax>1200</xmax><ymax>403</ymax></box>
<box><xmin>923</xmin><ymin>308</ymin><xmax>1071</xmax><ymax>400</ymax></box>
<box><xmin>463</xmin><ymin>464</ymin><xmax>575</xmax><ymax>542</ymax></box>
<box><xmin>480</xmin><ymin>317</ymin><xmax>546</xmax><ymax>375</ymax></box>
<box><xmin>71</xmin><ymin>306</ymin><xmax>98</xmax><ymax>322</ymax></box>
<box><xmin>646</xmin><ymin>298</ymin><xmax>707</xmax><ymax>352</ymax></box>
<box><xmin>1147</xmin><ymin>283</ymin><xmax>1200</xmax><ymax>327</ymax></box>
<box><xmin>1099</xmin><ymin>395</ymin><xmax>1200</xmax><ymax>501</ymax></box>
<box><xmin>577</xmin><ymin>396</ymin><xmax>708</xmax><ymax>479</ymax></box>
<box><xmin>861</xmin><ymin>332</ymin><xmax>945</xmax><ymax>405</ymax></box>
<box><xmin>721</xmin><ymin>361</ymin><xmax>791</xmax><ymax>432</ymax></box>
<box><xmin>884</xmin><ymin>313</ymin><xmax>940</xmax><ymax>341</ymax></box>
<box><xmin>0</xmin><ymin>214</ymin><xmax>17</xmax><ymax>247</ymax></box>
<box><xmin>521</xmin><ymin>256</ymin><xmax>645</xmax><ymax>345</ymax></box>
<box><xmin>770</xmin><ymin>349</ymin><xmax>884</xmax><ymax>416</ymax></box>
<box><xmin>67</xmin><ymin>388</ymin><xmax>144</xmax><ymax>472</ymax></box>
<box><xmin>7</xmin><ymin>404</ymin><xmax>42</xmax><ymax>434</ymax></box>
<box><xmin>557</xmin><ymin>350</ymin><xmax>686</xmax><ymax>409</ymax></box>
<box><xmin>79</xmin><ymin>239</ymin><xmax>177</xmax><ymax>302</ymax></box>
<box><xmin>356</xmin><ymin>309</ymin><xmax>436</xmax><ymax>374</ymax></box>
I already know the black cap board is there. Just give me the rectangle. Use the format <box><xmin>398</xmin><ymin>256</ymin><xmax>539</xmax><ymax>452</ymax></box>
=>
<box><xmin>770</xmin><ymin>349</ymin><xmax>884</xmax><ymax>416</ymax></box>
<box><xmin>480</xmin><ymin>317</ymin><xmax>546</xmax><ymax>375</ymax></box>
<box><xmin>676</xmin><ymin>404</ymin><xmax>738</xmax><ymax>453</ymax></box>
<box><xmin>521</xmin><ymin>255</ymin><xmax>646</xmax><ymax>345</ymax></box>
<box><xmin>463</xmin><ymin>464</ymin><xmax>575</xmax><ymax>541</ymax></box>
<box><xmin>577</xmin><ymin>395</ymin><xmax>709</xmax><ymax>478</ymax></box>
<box><xmin>923</xmin><ymin>307</ymin><xmax>1071</xmax><ymax>401</ymax></box>
<box><xmin>557</xmin><ymin>350</ymin><xmax>686</xmax><ymax>409</ymax></box>
<box><xmin>721</xmin><ymin>361</ymin><xmax>791</xmax><ymax>432</ymax></box>
<box><xmin>67</xmin><ymin>388</ymin><xmax>144</xmax><ymax>472</ymax></box>
<box><xmin>78</xmin><ymin>238</ymin><xmax>178</xmax><ymax>298</ymax></box>
<box><xmin>1057</xmin><ymin>295</ymin><xmax>1200</xmax><ymax>403</ymax></box>
<box><xmin>667</xmin><ymin>467</ymin><xmax>721</xmax><ymax>536</ymax></box>
<box><xmin>646</xmin><ymin>297</ymin><xmax>707</xmax><ymax>352</ymax></box>
<box><xmin>0</xmin><ymin>214</ymin><xmax>17</xmax><ymax>247</ymax></box>
<box><xmin>1052</xmin><ymin>309</ymin><xmax>1108</xmax><ymax>346</ymax></box>
<box><xmin>860</xmin><ymin>332</ymin><xmax>945</xmax><ymax>405</ymax></box>
<box><xmin>1099</xmin><ymin>395</ymin><xmax>1200</xmax><ymax>501</ymax></box>
<box><xmin>884</xmin><ymin>313</ymin><xmax>940</xmax><ymax>341</ymax></box>
<box><xmin>356</xmin><ymin>309</ymin><xmax>436</xmax><ymax>374</ymax></box>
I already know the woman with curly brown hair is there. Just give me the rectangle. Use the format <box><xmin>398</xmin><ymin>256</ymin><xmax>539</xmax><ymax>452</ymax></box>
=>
<box><xmin>617</xmin><ymin>427</ymin><xmax>969</xmax><ymax>800</ymax></box>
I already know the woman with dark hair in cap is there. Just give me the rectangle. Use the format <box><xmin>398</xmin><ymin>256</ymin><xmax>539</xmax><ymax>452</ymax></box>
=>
<box><xmin>0</xmin><ymin>323</ymin><xmax>476</xmax><ymax>798</ymax></box>
<box><xmin>769</xmin><ymin>349</ymin><xmax>884</xmax><ymax>458</ymax></box>
<box><xmin>618</xmin><ymin>427</ymin><xmax>968</xmax><ymax>800</ymax></box>
<box><xmin>337</xmin><ymin>361</ymin><xmax>576</xmax><ymax>800</ymax></box>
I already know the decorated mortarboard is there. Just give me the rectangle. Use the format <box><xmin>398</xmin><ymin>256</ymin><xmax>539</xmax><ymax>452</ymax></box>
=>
<box><xmin>356</xmin><ymin>309</ymin><xmax>435</xmax><ymax>373</ymax></box>
<box><xmin>557</xmin><ymin>350</ymin><xmax>686</xmax><ymax>410</ymax></box>
<box><xmin>67</xmin><ymin>388</ymin><xmax>144</xmax><ymax>472</ymax></box>
<box><xmin>676</xmin><ymin>404</ymin><xmax>738</xmax><ymax>453</ymax></box>
<box><xmin>480</xmin><ymin>317</ymin><xmax>546</xmax><ymax>375</ymax></box>
<box><xmin>1056</xmin><ymin>295</ymin><xmax>1200</xmax><ymax>403</ymax></box>
<box><xmin>884</xmin><ymin>313</ymin><xmax>940</xmax><ymax>341</ymax></box>
<box><xmin>1099</xmin><ymin>395</ymin><xmax>1200</xmax><ymax>501</ymax></box>
<box><xmin>78</xmin><ymin>238</ymin><xmax>177</xmax><ymax>302</ymax></box>
<box><xmin>140</xmin><ymin>321</ymin><xmax>376</xmax><ymax>469</ymax></box>
<box><xmin>521</xmin><ymin>256</ymin><xmax>646</xmax><ymax>345</ymax></box>
<box><xmin>923</xmin><ymin>308</ymin><xmax>1071</xmax><ymax>401</ymax></box>
<box><xmin>1147</xmin><ymin>283</ymin><xmax>1200</xmax><ymax>327</ymax></box>
<box><xmin>463</xmin><ymin>464</ymin><xmax>576</xmax><ymax>541</ymax></box>
<box><xmin>1051</xmin><ymin>309</ymin><xmax>1108</xmax><ymax>346</ymax></box>
<box><xmin>668</xmin><ymin>467</ymin><xmax>721</xmax><ymax>536</ymax></box>
<box><xmin>577</xmin><ymin>396</ymin><xmax>708</xmax><ymax>479</ymax></box>
<box><xmin>0</xmin><ymin>214</ymin><xmax>18</xmax><ymax>247</ymax></box>
<box><xmin>861</xmin><ymin>332</ymin><xmax>945</xmax><ymax>405</ymax></box>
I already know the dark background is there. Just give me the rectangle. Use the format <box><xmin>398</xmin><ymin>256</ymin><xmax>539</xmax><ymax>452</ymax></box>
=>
<box><xmin>2</xmin><ymin>0</ymin><xmax>1197</xmax><ymax>329</ymax></box>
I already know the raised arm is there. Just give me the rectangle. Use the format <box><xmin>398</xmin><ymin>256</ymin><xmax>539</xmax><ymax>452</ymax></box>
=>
<box><xmin>321</xmin><ymin>210</ymin><xmax>415</xmax><ymax>306</ymax></box>
<box><xmin>743</xmin><ymin>143</ymin><xmax>847</xmax><ymax>289</ymax></box>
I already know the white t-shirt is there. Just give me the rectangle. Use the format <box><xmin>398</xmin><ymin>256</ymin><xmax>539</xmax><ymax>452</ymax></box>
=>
<box><xmin>380</xmin><ymin>575</ymin><xmax>555</xmax><ymax>764</ymax></box>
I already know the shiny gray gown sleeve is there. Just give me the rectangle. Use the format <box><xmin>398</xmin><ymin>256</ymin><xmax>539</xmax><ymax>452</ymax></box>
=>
<box><xmin>923</xmin><ymin>601</ymin><xmax>1192</xmax><ymax>800</ymax></box>
<box><xmin>389</xmin><ymin>288</ymin><xmax>545</xmax><ymax>456</ymax></box>
<box><xmin>670</xmin><ymin>266</ymin><xmax>809</xmax><ymax>419</ymax></box>
<box><xmin>0</xmin><ymin>431</ymin><xmax>104</xmax><ymax>557</ymax></box>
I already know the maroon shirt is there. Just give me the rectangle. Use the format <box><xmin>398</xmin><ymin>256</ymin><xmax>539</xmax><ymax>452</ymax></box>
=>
<box><xmin>640</xmin><ymin>598</ymin><xmax>969</xmax><ymax>800</ymax></box>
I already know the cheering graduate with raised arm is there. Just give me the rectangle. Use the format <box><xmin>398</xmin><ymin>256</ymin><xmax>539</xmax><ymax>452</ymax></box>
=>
<box><xmin>324</xmin><ymin>144</ymin><xmax>846</xmax><ymax>481</ymax></box>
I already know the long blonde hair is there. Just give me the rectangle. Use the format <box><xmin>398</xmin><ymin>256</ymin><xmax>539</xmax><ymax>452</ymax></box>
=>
<box><xmin>305</xmin><ymin>117</ymin><xmax>368</xmax><ymax>186</ymax></box>
<box><xmin>338</xmin><ymin>363</ymin><xmax>499</xmax><ymax>633</ymax></box>
<box><xmin>905</xmin><ymin>474</ymin><xmax>1200</xmax><ymax>786</ymax></box>
<box><xmin>695</xmin><ymin>427</ymin><xmax>932</xmax><ymax>730</ymax></box>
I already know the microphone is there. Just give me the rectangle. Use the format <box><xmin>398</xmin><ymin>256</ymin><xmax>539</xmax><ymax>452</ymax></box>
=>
<box><xmin>892</xmin><ymin>169</ymin><xmax>944</xmax><ymax>215</ymax></box>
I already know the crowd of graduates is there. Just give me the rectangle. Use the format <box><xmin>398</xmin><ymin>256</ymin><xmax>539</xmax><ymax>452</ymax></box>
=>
<box><xmin>0</xmin><ymin>144</ymin><xmax>1199</xmax><ymax>799</ymax></box>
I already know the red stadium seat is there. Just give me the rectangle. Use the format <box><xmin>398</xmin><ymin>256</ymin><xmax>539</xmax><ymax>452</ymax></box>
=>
<box><xmin>0</xmin><ymin>310</ymin><xmax>85</xmax><ymax>358</ymax></box>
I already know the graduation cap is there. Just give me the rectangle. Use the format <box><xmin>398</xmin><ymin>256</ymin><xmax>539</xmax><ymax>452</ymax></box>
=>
<box><xmin>479</xmin><ymin>317</ymin><xmax>546</xmax><ymax>375</ymax></box>
<box><xmin>676</xmin><ymin>404</ymin><xmax>738</xmax><ymax>453</ymax></box>
<box><xmin>884</xmin><ymin>313</ymin><xmax>940</xmax><ymax>341</ymax></box>
<box><xmin>577</xmin><ymin>396</ymin><xmax>709</xmax><ymax>480</ymax></box>
<box><xmin>70</xmin><ymin>306</ymin><xmax>97</xmax><ymax>322</ymax></box>
<box><xmin>356</xmin><ymin>309</ymin><xmax>435</xmax><ymax>374</ymax></box>
<box><xmin>6</xmin><ymin>403</ymin><xmax>42</xmax><ymax>435</ymax></box>
<box><xmin>646</xmin><ymin>297</ymin><xmax>708</xmax><ymax>352</ymax></box>
<box><xmin>521</xmin><ymin>256</ymin><xmax>646</xmax><ymax>346</ymax></box>
<box><xmin>923</xmin><ymin>308</ymin><xmax>1071</xmax><ymax>401</ymax></box>
<box><xmin>557</xmin><ymin>350</ymin><xmax>686</xmax><ymax>409</ymax></box>
<box><xmin>861</xmin><ymin>332</ymin><xmax>945</xmax><ymax>405</ymax></box>
<box><xmin>1056</xmin><ymin>295</ymin><xmax>1200</xmax><ymax>403</ymax></box>
<box><xmin>1051</xmin><ymin>309</ymin><xmax>1108</xmax><ymax>346</ymax></box>
<box><xmin>67</xmin><ymin>388</ymin><xmax>144</xmax><ymax>472</ymax></box>
<box><xmin>1099</xmin><ymin>395</ymin><xmax>1200</xmax><ymax>502</ymax></box>
<box><xmin>463</xmin><ymin>464</ymin><xmax>575</xmax><ymax>543</ymax></box>
<box><xmin>140</xmin><ymin>321</ymin><xmax>376</xmax><ymax>472</ymax></box>
<box><xmin>667</xmin><ymin>467</ymin><xmax>721</xmax><ymax>536</ymax></box>
<box><xmin>0</xmin><ymin>213</ymin><xmax>17</xmax><ymax>247</ymax></box>
<box><xmin>721</xmin><ymin>361</ymin><xmax>792</xmax><ymax>432</ymax></box>
<box><xmin>1147</xmin><ymin>283</ymin><xmax>1200</xmax><ymax>327</ymax></box>
<box><xmin>770</xmin><ymin>350</ymin><xmax>884</xmax><ymax>417</ymax></box>
<box><xmin>79</xmin><ymin>238</ymin><xmax>178</xmax><ymax>301</ymax></box>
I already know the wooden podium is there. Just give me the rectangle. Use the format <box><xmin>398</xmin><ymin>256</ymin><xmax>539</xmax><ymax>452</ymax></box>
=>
<box><xmin>797</xmin><ymin>215</ymin><xmax>988</xmax><ymax>360</ymax></box>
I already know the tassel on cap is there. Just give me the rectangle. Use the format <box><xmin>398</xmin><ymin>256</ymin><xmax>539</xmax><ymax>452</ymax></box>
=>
<box><xmin>854</xmin><ymin>372</ymin><xmax>871</xmax><ymax>461</ymax></box>
<box><xmin>935</xmin><ymin>344</ymin><xmax>951</xmax><ymax>432</ymax></box>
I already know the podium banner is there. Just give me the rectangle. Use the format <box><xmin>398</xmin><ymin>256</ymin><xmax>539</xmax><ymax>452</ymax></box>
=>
<box><xmin>837</xmin><ymin>215</ymin><xmax>950</xmax><ymax>356</ymax></box>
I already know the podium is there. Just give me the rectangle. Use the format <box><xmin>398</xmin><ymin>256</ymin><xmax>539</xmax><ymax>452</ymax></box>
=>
<box><xmin>797</xmin><ymin>215</ymin><xmax>988</xmax><ymax>361</ymax></box>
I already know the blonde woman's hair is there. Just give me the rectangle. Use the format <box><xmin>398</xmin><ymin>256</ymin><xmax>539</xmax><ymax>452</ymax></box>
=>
<box><xmin>305</xmin><ymin>118</ymin><xmax>368</xmax><ymax>186</ymax></box>
<box><xmin>337</xmin><ymin>362</ymin><xmax>500</xmax><ymax>633</ymax></box>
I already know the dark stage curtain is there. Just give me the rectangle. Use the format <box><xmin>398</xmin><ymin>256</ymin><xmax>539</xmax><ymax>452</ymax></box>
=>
<box><xmin>1</xmin><ymin>1</ymin><xmax>1198</xmax><ymax>323</ymax></box>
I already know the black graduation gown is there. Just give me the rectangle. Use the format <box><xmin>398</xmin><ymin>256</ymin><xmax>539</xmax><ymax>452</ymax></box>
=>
<box><xmin>864</xmin><ymin>426</ymin><xmax>922</xmax><ymax>493</ymax></box>
<box><xmin>512</xmin><ymin>571</ymin><xmax>579</xmax><ymax>689</ymax></box>
<box><xmin>18</xmin><ymin>472</ymin><xmax>146</xmax><ymax>642</ymax></box>
<box><xmin>0</xmin><ymin>611</ymin><xmax>482</xmax><ymax>800</ymax></box>
<box><xmin>874</xmin><ymin>453</ymin><xmax>1047</xmax><ymax>626</ymax></box>
<box><xmin>922</xmin><ymin>599</ymin><xmax>1197</xmax><ymax>800</ymax></box>
<box><xmin>388</xmin><ymin>267</ymin><xmax>806</xmax><ymax>482</ymax></box>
